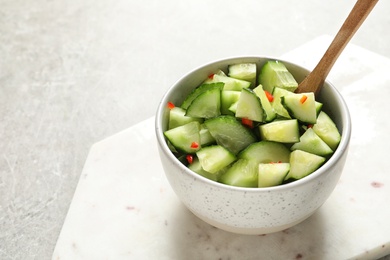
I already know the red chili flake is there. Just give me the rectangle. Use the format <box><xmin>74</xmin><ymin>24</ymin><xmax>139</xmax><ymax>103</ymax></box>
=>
<box><xmin>186</xmin><ymin>154</ymin><xmax>194</xmax><ymax>164</ymax></box>
<box><xmin>270</xmin><ymin>161</ymin><xmax>282</xmax><ymax>164</ymax></box>
<box><xmin>265</xmin><ymin>90</ymin><xmax>274</xmax><ymax>102</ymax></box>
<box><xmin>300</xmin><ymin>95</ymin><xmax>308</xmax><ymax>104</ymax></box>
<box><xmin>241</xmin><ymin>118</ymin><xmax>254</xmax><ymax>128</ymax></box>
<box><xmin>167</xmin><ymin>101</ymin><xmax>175</xmax><ymax>110</ymax></box>
<box><xmin>307</xmin><ymin>124</ymin><xmax>313</xmax><ymax>128</ymax></box>
<box><xmin>190</xmin><ymin>142</ymin><xmax>199</xmax><ymax>149</ymax></box>
<box><xmin>208</xmin><ymin>73</ymin><xmax>215</xmax><ymax>79</ymax></box>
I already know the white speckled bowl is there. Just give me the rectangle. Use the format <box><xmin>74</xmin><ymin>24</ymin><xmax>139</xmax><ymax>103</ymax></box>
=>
<box><xmin>155</xmin><ymin>57</ymin><xmax>351</xmax><ymax>235</ymax></box>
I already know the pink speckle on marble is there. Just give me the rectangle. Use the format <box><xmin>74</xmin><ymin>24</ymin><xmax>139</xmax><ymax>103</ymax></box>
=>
<box><xmin>371</xmin><ymin>181</ymin><xmax>384</xmax><ymax>188</ymax></box>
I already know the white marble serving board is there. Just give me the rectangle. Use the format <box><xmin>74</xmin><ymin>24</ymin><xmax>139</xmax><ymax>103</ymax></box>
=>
<box><xmin>53</xmin><ymin>36</ymin><xmax>390</xmax><ymax>260</ymax></box>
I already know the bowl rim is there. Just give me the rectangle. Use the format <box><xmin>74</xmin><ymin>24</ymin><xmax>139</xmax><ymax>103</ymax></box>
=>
<box><xmin>155</xmin><ymin>56</ymin><xmax>352</xmax><ymax>193</ymax></box>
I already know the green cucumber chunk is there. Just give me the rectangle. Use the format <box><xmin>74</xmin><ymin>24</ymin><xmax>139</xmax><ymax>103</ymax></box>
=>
<box><xmin>168</xmin><ymin>107</ymin><xmax>203</xmax><ymax>129</ymax></box>
<box><xmin>185</xmin><ymin>84</ymin><xmax>222</xmax><ymax>118</ymax></box>
<box><xmin>228</xmin><ymin>63</ymin><xmax>257</xmax><ymax>87</ymax></box>
<box><xmin>204</xmin><ymin>115</ymin><xmax>256</xmax><ymax>154</ymax></box>
<box><xmin>205</xmin><ymin>70</ymin><xmax>251</xmax><ymax>91</ymax></box>
<box><xmin>239</xmin><ymin>141</ymin><xmax>290</xmax><ymax>164</ymax></box>
<box><xmin>164</xmin><ymin>121</ymin><xmax>201</xmax><ymax>153</ymax></box>
<box><xmin>285</xmin><ymin>150</ymin><xmax>326</xmax><ymax>181</ymax></box>
<box><xmin>181</xmin><ymin>82</ymin><xmax>224</xmax><ymax>110</ymax></box>
<box><xmin>258</xmin><ymin>163</ymin><xmax>290</xmax><ymax>187</ymax></box>
<box><xmin>189</xmin><ymin>157</ymin><xmax>218</xmax><ymax>181</ymax></box>
<box><xmin>312</xmin><ymin>111</ymin><xmax>341</xmax><ymax>151</ymax></box>
<box><xmin>235</xmin><ymin>88</ymin><xmax>265</xmax><ymax>122</ymax></box>
<box><xmin>291</xmin><ymin>128</ymin><xmax>333</xmax><ymax>156</ymax></box>
<box><xmin>315</xmin><ymin>101</ymin><xmax>323</xmax><ymax>116</ymax></box>
<box><xmin>219</xmin><ymin>159</ymin><xmax>258</xmax><ymax>188</ymax></box>
<box><xmin>199</xmin><ymin>123</ymin><xmax>216</xmax><ymax>146</ymax></box>
<box><xmin>253</xmin><ymin>84</ymin><xmax>276</xmax><ymax>122</ymax></box>
<box><xmin>271</xmin><ymin>87</ymin><xmax>292</xmax><ymax>119</ymax></box>
<box><xmin>258</xmin><ymin>61</ymin><xmax>298</xmax><ymax>93</ymax></box>
<box><xmin>228</xmin><ymin>101</ymin><xmax>238</xmax><ymax>114</ymax></box>
<box><xmin>196</xmin><ymin>145</ymin><xmax>236</xmax><ymax>174</ymax></box>
<box><xmin>259</xmin><ymin>119</ymin><xmax>300</xmax><ymax>143</ymax></box>
<box><xmin>221</xmin><ymin>90</ymin><xmax>241</xmax><ymax>115</ymax></box>
<box><xmin>282</xmin><ymin>92</ymin><xmax>317</xmax><ymax>124</ymax></box>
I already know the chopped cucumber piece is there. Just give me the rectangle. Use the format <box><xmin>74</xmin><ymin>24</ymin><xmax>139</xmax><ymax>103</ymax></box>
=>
<box><xmin>315</xmin><ymin>101</ymin><xmax>323</xmax><ymax>116</ymax></box>
<box><xmin>282</xmin><ymin>92</ymin><xmax>317</xmax><ymax>124</ymax></box>
<box><xmin>205</xmin><ymin>71</ymin><xmax>251</xmax><ymax>91</ymax></box>
<box><xmin>253</xmin><ymin>84</ymin><xmax>276</xmax><ymax>122</ymax></box>
<box><xmin>235</xmin><ymin>88</ymin><xmax>265</xmax><ymax>122</ymax></box>
<box><xmin>185</xmin><ymin>84</ymin><xmax>222</xmax><ymax>118</ymax></box>
<box><xmin>196</xmin><ymin>145</ymin><xmax>236</xmax><ymax>174</ymax></box>
<box><xmin>219</xmin><ymin>159</ymin><xmax>258</xmax><ymax>188</ymax></box>
<box><xmin>291</xmin><ymin>128</ymin><xmax>333</xmax><ymax>156</ymax></box>
<box><xmin>181</xmin><ymin>82</ymin><xmax>224</xmax><ymax>110</ymax></box>
<box><xmin>221</xmin><ymin>90</ymin><xmax>241</xmax><ymax>115</ymax></box>
<box><xmin>312</xmin><ymin>111</ymin><xmax>341</xmax><ymax>150</ymax></box>
<box><xmin>271</xmin><ymin>87</ymin><xmax>292</xmax><ymax>119</ymax></box>
<box><xmin>204</xmin><ymin>115</ymin><xmax>256</xmax><ymax>154</ymax></box>
<box><xmin>168</xmin><ymin>107</ymin><xmax>203</xmax><ymax>129</ymax></box>
<box><xmin>188</xmin><ymin>157</ymin><xmax>219</xmax><ymax>181</ymax></box>
<box><xmin>228</xmin><ymin>63</ymin><xmax>256</xmax><ymax>87</ymax></box>
<box><xmin>258</xmin><ymin>61</ymin><xmax>298</xmax><ymax>93</ymax></box>
<box><xmin>285</xmin><ymin>150</ymin><xmax>326</xmax><ymax>181</ymax></box>
<box><xmin>199</xmin><ymin>123</ymin><xmax>215</xmax><ymax>146</ymax></box>
<box><xmin>259</xmin><ymin>119</ymin><xmax>300</xmax><ymax>143</ymax></box>
<box><xmin>239</xmin><ymin>141</ymin><xmax>290</xmax><ymax>164</ymax></box>
<box><xmin>258</xmin><ymin>163</ymin><xmax>290</xmax><ymax>187</ymax></box>
<box><xmin>164</xmin><ymin>121</ymin><xmax>201</xmax><ymax>153</ymax></box>
<box><xmin>228</xmin><ymin>101</ymin><xmax>238</xmax><ymax>114</ymax></box>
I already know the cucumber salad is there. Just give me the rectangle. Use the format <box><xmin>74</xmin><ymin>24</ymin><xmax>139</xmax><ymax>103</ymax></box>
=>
<box><xmin>164</xmin><ymin>61</ymin><xmax>341</xmax><ymax>188</ymax></box>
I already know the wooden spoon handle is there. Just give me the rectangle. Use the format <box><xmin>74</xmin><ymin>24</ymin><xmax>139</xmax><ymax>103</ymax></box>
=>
<box><xmin>296</xmin><ymin>0</ymin><xmax>378</xmax><ymax>94</ymax></box>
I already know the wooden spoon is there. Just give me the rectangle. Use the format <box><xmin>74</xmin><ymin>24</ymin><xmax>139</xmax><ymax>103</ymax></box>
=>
<box><xmin>295</xmin><ymin>0</ymin><xmax>378</xmax><ymax>95</ymax></box>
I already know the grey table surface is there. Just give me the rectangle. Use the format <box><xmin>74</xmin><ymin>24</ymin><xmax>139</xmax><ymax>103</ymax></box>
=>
<box><xmin>1</xmin><ymin>0</ymin><xmax>389</xmax><ymax>259</ymax></box>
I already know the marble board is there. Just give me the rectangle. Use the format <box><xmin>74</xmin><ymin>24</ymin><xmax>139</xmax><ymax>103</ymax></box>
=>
<box><xmin>53</xmin><ymin>36</ymin><xmax>390</xmax><ymax>260</ymax></box>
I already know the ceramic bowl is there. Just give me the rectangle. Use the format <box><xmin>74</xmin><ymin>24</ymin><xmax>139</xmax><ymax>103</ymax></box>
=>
<box><xmin>155</xmin><ymin>56</ymin><xmax>351</xmax><ymax>235</ymax></box>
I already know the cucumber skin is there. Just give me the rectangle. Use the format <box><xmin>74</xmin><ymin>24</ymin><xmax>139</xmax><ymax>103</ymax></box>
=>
<box><xmin>181</xmin><ymin>82</ymin><xmax>224</xmax><ymax>110</ymax></box>
<box><xmin>185</xmin><ymin>86</ymin><xmax>222</xmax><ymax>118</ymax></box>
<box><xmin>204</xmin><ymin>115</ymin><xmax>257</xmax><ymax>155</ymax></box>
<box><xmin>235</xmin><ymin>88</ymin><xmax>265</xmax><ymax>122</ymax></box>
<box><xmin>271</xmin><ymin>87</ymin><xmax>292</xmax><ymax>119</ymax></box>
<box><xmin>253</xmin><ymin>85</ymin><xmax>276</xmax><ymax>122</ymax></box>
